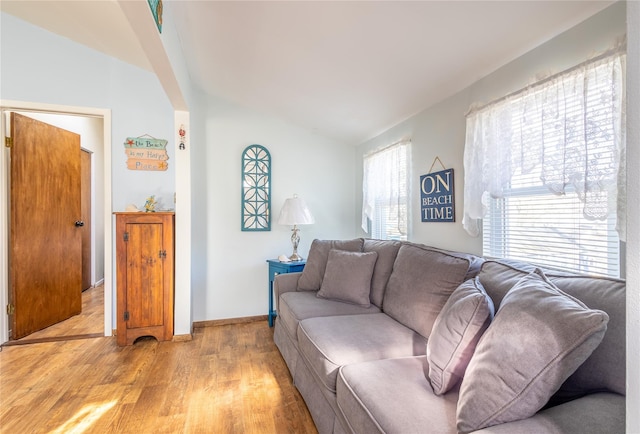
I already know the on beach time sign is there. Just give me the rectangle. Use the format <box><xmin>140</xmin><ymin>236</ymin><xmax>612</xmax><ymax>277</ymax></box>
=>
<box><xmin>124</xmin><ymin>137</ymin><xmax>169</xmax><ymax>171</ymax></box>
<box><xmin>420</xmin><ymin>168</ymin><xmax>455</xmax><ymax>222</ymax></box>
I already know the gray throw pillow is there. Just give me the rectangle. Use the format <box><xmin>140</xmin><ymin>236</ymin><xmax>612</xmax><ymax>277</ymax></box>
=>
<box><xmin>298</xmin><ymin>239</ymin><xmax>364</xmax><ymax>291</ymax></box>
<box><xmin>427</xmin><ymin>277</ymin><xmax>494</xmax><ymax>395</ymax></box>
<box><xmin>317</xmin><ymin>249</ymin><xmax>378</xmax><ymax>307</ymax></box>
<box><xmin>456</xmin><ymin>269</ymin><xmax>609</xmax><ymax>433</ymax></box>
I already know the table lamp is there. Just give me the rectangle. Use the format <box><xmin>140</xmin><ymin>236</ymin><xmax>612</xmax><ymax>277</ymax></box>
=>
<box><xmin>278</xmin><ymin>194</ymin><xmax>315</xmax><ymax>261</ymax></box>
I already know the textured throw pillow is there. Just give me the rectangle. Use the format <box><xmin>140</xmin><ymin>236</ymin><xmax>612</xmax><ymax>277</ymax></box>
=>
<box><xmin>427</xmin><ymin>277</ymin><xmax>494</xmax><ymax>395</ymax></box>
<box><xmin>456</xmin><ymin>269</ymin><xmax>609</xmax><ymax>433</ymax></box>
<box><xmin>297</xmin><ymin>239</ymin><xmax>364</xmax><ymax>291</ymax></box>
<box><xmin>317</xmin><ymin>250</ymin><xmax>378</xmax><ymax>307</ymax></box>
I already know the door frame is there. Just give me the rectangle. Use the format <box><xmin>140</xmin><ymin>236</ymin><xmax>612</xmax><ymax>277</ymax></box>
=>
<box><xmin>0</xmin><ymin>100</ymin><xmax>112</xmax><ymax>342</ymax></box>
<box><xmin>80</xmin><ymin>147</ymin><xmax>94</xmax><ymax>291</ymax></box>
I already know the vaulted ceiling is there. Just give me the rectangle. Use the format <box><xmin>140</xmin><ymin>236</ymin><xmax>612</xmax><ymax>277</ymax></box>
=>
<box><xmin>1</xmin><ymin>1</ymin><xmax>614</xmax><ymax>144</ymax></box>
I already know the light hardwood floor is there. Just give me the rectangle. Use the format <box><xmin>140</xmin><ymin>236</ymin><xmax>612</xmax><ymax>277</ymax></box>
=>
<box><xmin>0</xmin><ymin>317</ymin><xmax>317</xmax><ymax>432</ymax></box>
<box><xmin>14</xmin><ymin>285</ymin><xmax>104</xmax><ymax>343</ymax></box>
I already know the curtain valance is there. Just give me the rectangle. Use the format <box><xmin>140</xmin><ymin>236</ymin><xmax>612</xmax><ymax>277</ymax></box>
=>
<box><xmin>362</xmin><ymin>140</ymin><xmax>410</xmax><ymax>235</ymax></box>
<box><xmin>463</xmin><ymin>51</ymin><xmax>626</xmax><ymax>240</ymax></box>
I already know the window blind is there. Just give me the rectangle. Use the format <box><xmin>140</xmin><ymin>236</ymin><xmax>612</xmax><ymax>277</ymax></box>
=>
<box><xmin>483</xmin><ymin>63</ymin><xmax>620</xmax><ymax>277</ymax></box>
<box><xmin>476</xmin><ymin>52</ymin><xmax>623</xmax><ymax>278</ymax></box>
<box><xmin>483</xmin><ymin>187</ymin><xmax>620</xmax><ymax>277</ymax></box>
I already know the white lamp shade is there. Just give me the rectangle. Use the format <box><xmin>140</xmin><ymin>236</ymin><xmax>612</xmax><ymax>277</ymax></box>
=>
<box><xmin>278</xmin><ymin>195</ymin><xmax>315</xmax><ymax>225</ymax></box>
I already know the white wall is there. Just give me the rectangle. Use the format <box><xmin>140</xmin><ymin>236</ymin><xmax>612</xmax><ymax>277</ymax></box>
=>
<box><xmin>192</xmin><ymin>95</ymin><xmax>355</xmax><ymax>321</ymax></box>
<box><xmin>626</xmin><ymin>1</ymin><xmax>639</xmax><ymax>431</ymax></box>
<box><xmin>14</xmin><ymin>112</ymin><xmax>105</xmax><ymax>284</ymax></box>
<box><xmin>1</xmin><ymin>12</ymin><xmax>175</xmax><ymax>213</ymax></box>
<box><xmin>1</xmin><ymin>12</ymin><xmax>175</xmax><ymax>332</ymax></box>
<box><xmin>189</xmin><ymin>91</ymin><xmax>208</xmax><ymax>323</ymax></box>
<box><xmin>115</xmin><ymin>1</ymin><xmax>194</xmax><ymax>336</ymax></box>
<box><xmin>355</xmin><ymin>2</ymin><xmax>626</xmax><ymax>256</ymax></box>
<box><xmin>158</xmin><ymin>5</ymin><xmax>197</xmax><ymax>335</ymax></box>
<box><xmin>107</xmin><ymin>67</ymin><xmax>176</xmax><ymax>212</ymax></box>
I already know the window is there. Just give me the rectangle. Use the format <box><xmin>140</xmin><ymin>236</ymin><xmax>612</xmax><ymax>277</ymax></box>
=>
<box><xmin>483</xmin><ymin>173</ymin><xmax>620</xmax><ymax>277</ymax></box>
<box><xmin>464</xmin><ymin>51</ymin><xmax>625</xmax><ymax>277</ymax></box>
<box><xmin>362</xmin><ymin>140</ymin><xmax>410</xmax><ymax>240</ymax></box>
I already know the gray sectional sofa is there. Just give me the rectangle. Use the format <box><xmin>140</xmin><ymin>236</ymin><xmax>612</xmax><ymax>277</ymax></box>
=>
<box><xmin>272</xmin><ymin>238</ymin><xmax>625</xmax><ymax>434</ymax></box>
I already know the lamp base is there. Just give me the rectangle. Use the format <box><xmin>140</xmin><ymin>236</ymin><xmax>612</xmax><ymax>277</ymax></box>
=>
<box><xmin>288</xmin><ymin>225</ymin><xmax>304</xmax><ymax>261</ymax></box>
<box><xmin>288</xmin><ymin>252</ymin><xmax>304</xmax><ymax>261</ymax></box>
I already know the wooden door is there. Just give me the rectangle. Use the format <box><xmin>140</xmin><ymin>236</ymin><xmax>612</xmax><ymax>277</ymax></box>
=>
<box><xmin>81</xmin><ymin>149</ymin><xmax>92</xmax><ymax>291</ymax></box>
<box><xmin>9</xmin><ymin>113</ymin><xmax>82</xmax><ymax>339</ymax></box>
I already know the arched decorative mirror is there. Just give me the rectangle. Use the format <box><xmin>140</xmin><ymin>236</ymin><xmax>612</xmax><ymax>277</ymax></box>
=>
<box><xmin>241</xmin><ymin>144</ymin><xmax>271</xmax><ymax>231</ymax></box>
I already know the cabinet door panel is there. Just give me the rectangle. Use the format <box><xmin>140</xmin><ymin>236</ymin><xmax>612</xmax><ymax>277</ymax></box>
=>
<box><xmin>126</xmin><ymin>222</ymin><xmax>164</xmax><ymax>328</ymax></box>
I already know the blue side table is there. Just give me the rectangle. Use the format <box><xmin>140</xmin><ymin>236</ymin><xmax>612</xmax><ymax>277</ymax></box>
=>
<box><xmin>267</xmin><ymin>259</ymin><xmax>306</xmax><ymax>327</ymax></box>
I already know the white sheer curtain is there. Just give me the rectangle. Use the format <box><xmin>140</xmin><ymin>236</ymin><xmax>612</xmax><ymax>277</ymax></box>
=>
<box><xmin>463</xmin><ymin>51</ymin><xmax>626</xmax><ymax>239</ymax></box>
<box><xmin>362</xmin><ymin>140</ymin><xmax>410</xmax><ymax>238</ymax></box>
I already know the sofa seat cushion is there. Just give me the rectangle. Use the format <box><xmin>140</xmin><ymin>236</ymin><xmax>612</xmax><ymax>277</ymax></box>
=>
<box><xmin>337</xmin><ymin>356</ymin><xmax>458</xmax><ymax>434</ymax></box>
<box><xmin>297</xmin><ymin>313</ymin><xmax>426</xmax><ymax>393</ymax></box>
<box><xmin>279</xmin><ymin>291</ymin><xmax>381</xmax><ymax>344</ymax></box>
<box><xmin>471</xmin><ymin>392</ymin><xmax>625</xmax><ymax>434</ymax></box>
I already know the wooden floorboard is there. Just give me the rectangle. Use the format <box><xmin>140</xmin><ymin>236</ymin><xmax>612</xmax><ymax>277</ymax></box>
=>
<box><xmin>17</xmin><ymin>284</ymin><xmax>104</xmax><ymax>342</ymax></box>
<box><xmin>0</xmin><ymin>320</ymin><xmax>317</xmax><ymax>433</ymax></box>
<box><xmin>2</xmin><ymin>332</ymin><xmax>104</xmax><ymax>346</ymax></box>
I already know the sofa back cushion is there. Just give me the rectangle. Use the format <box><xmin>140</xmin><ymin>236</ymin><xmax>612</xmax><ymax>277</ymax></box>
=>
<box><xmin>457</xmin><ymin>269</ymin><xmax>609</xmax><ymax>433</ymax></box>
<box><xmin>478</xmin><ymin>259</ymin><xmax>626</xmax><ymax>399</ymax></box>
<box><xmin>547</xmin><ymin>272</ymin><xmax>626</xmax><ymax>401</ymax></box>
<box><xmin>297</xmin><ymin>238</ymin><xmax>364</xmax><ymax>291</ymax></box>
<box><xmin>383</xmin><ymin>244</ymin><xmax>471</xmax><ymax>339</ymax></box>
<box><xmin>363</xmin><ymin>239</ymin><xmax>402</xmax><ymax>307</ymax></box>
<box><xmin>404</xmin><ymin>242</ymin><xmax>485</xmax><ymax>281</ymax></box>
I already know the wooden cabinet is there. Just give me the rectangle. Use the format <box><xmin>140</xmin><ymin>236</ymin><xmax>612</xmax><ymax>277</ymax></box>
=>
<box><xmin>115</xmin><ymin>212</ymin><xmax>174</xmax><ymax>346</ymax></box>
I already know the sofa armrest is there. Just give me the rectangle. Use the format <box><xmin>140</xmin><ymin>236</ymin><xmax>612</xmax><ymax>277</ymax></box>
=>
<box><xmin>274</xmin><ymin>272</ymin><xmax>302</xmax><ymax>312</ymax></box>
<box><xmin>472</xmin><ymin>392</ymin><xmax>624</xmax><ymax>434</ymax></box>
